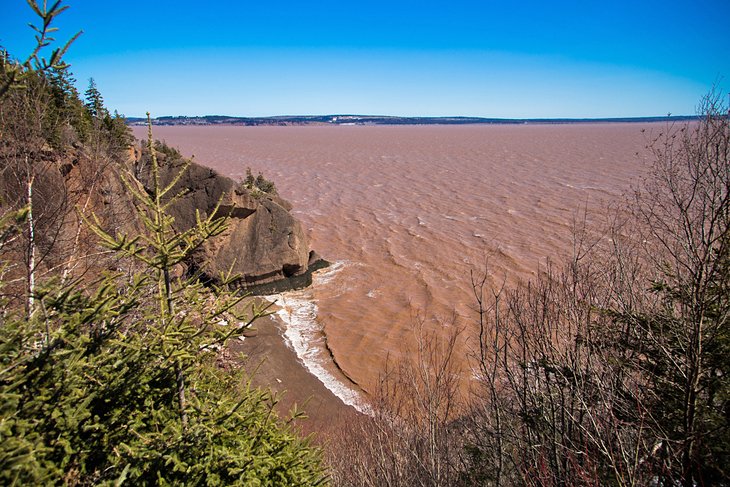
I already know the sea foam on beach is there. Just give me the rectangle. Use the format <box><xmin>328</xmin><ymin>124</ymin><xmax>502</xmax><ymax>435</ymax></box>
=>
<box><xmin>266</xmin><ymin>262</ymin><xmax>370</xmax><ymax>414</ymax></box>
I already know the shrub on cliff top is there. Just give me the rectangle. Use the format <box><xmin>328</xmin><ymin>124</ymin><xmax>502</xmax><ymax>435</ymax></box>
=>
<box><xmin>242</xmin><ymin>167</ymin><xmax>278</xmax><ymax>196</ymax></box>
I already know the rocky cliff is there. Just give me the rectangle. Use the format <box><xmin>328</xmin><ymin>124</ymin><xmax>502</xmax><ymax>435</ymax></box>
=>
<box><xmin>133</xmin><ymin>143</ymin><xmax>322</xmax><ymax>293</ymax></box>
<box><xmin>0</xmin><ymin>131</ymin><xmax>317</xmax><ymax>296</ymax></box>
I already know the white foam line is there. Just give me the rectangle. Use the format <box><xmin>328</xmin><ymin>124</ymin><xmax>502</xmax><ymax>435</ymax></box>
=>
<box><xmin>312</xmin><ymin>260</ymin><xmax>346</xmax><ymax>286</ymax></box>
<box><xmin>265</xmin><ymin>262</ymin><xmax>370</xmax><ymax>414</ymax></box>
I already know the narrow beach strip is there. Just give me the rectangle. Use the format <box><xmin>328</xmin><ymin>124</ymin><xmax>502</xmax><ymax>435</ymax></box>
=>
<box><xmin>265</xmin><ymin>262</ymin><xmax>371</xmax><ymax>414</ymax></box>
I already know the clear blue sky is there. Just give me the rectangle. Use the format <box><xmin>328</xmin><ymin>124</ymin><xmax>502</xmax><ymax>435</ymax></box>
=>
<box><xmin>2</xmin><ymin>0</ymin><xmax>728</xmax><ymax>118</ymax></box>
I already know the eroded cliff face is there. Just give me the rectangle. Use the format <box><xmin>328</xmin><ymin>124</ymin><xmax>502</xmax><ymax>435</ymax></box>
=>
<box><xmin>133</xmin><ymin>145</ymin><xmax>316</xmax><ymax>292</ymax></box>
<box><xmin>0</xmin><ymin>133</ymin><xmax>315</xmax><ymax>295</ymax></box>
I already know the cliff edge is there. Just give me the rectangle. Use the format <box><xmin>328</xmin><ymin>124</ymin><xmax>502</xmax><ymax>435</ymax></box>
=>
<box><xmin>133</xmin><ymin>142</ymin><xmax>322</xmax><ymax>292</ymax></box>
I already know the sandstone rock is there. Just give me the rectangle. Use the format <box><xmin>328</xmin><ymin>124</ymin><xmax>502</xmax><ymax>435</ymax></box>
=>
<box><xmin>135</xmin><ymin>146</ymin><xmax>311</xmax><ymax>290</ymax></box>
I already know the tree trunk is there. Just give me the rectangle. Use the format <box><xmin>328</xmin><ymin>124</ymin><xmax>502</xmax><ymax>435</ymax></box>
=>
<box><xmin>26</xmin><ymin>166</ymin><xmax>35</xmax><ymax>318</ymax></box>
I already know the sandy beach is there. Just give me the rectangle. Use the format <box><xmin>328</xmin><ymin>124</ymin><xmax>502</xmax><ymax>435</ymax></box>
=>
<box><xmin>228</xmin><ymin>312</ymin><xmax>359</xmax><ymax>436</ymax></box>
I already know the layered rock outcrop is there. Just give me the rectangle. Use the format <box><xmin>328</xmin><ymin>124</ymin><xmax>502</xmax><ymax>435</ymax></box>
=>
<box><xmin>134</xmin><ymin>146</ymin><xmax>320</xmax><ymax>292</ymax></box>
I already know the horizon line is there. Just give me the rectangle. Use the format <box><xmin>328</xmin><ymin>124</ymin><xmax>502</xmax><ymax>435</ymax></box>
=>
<box><xmin>125</xmin><ymin>114</ymin><xmax>699</xmax><ymax>125</ymax></box>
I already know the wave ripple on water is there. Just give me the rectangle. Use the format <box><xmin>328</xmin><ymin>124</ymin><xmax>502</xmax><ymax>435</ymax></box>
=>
<box><xmin>133</xmin><ymin>124</ymin><xmax>652</xmax><ymax>398</ymax></box>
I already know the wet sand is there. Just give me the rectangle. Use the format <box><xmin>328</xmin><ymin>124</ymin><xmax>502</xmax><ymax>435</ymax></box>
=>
<box><xmin>229</xmin><ymin>313</ymin><xmax>357</xmax><ymax>434</ymax></box>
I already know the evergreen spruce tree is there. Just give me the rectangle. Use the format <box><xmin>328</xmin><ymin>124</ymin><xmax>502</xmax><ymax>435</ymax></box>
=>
<box><xmin>0</xmin><ymin>116</ymin><xmax>327</xmax><ymax>485</ymax></box>
<box><xmin>0</xmin><ymin>1</ymin><xmax>80</xmax><ymax>98</ymax></box>
<box><xmin>2</xmin><ymin>5</ymin><xmax>326</xmax><ymax>484</ymax></box>
<box><xmin>47</xmin><ymin>67</ymin><xmax>91</xmax><ymax>144</ymax></box>
<box><xmin>83</xmin><ymin>78</ymin><xmax>107</xmax><ymax>120</ymax></box>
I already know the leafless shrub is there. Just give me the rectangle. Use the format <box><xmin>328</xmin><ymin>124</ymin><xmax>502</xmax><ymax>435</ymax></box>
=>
<box><xmin>463</xmin><ymin>90</ymin><xmax>729</xmax><ymax>486</ymax></box>
<box><xmin>463</xmin><ymin>253</ymin><xmax>655</xmax><ymax>486</ymax></box>
<box><xmin>325</xmin><ymin>91</ymin><xmax>727</xmax><ymax>486</ymax></box>
<box><xmin>326</xmin><ymin>317</ymin><xmax>466</xmax><ymax>486</ymax></box>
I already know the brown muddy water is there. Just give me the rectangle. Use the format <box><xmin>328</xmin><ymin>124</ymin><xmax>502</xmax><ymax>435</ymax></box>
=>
<box><xmin>132</xmin><ymin>123</ymin><xmax>654</xmax><ymax>408</ymax></box>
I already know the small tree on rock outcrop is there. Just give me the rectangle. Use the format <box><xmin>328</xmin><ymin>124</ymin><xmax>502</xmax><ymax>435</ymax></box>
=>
<box><xmin>243</xmin><ymin>167</ymin><xmax>277</xmax><ymax>196</ymax></box>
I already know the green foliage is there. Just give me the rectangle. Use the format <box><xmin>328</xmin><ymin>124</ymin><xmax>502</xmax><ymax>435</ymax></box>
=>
<box><xmin>154</xmin><ymin>140</ymin><xmax>183</xmax><ymax>159</ymax></box>
<box><xmin>0</xmin><ymin>118</ymin><xmax>327</xmax><ymax>485</ymax></box>
<box><xmin>81</xmin><ymin>78</ymin><xmax>132</xmax><ymax>151</ymax></box>
<box><xmin>84</xmin><ymin>78</ymin><xmax>107</xmax><ymax>119</ymax></box>
<box><xmin>47</xmin><ymin>66</ymin><xmax>92</xmax><ymax>144</ymax></box>
<box><xmin>1</xmin><ymin>4</ymin><xmax>324</xmax><ymax>483</ymax></box>
<box><xmin>108</xmin><ymin>110</ymin><xmax>134</xmax><ymax>150</ymax></box>
<box><xmin>242</xmin><ymin>168</ymin><xmax>277</xmax><ymax>197</ymax></box>
<box><xmin>0</xmin><ymin>2</ymin><xmax>129</xmax><ymax>152</ymax></box>
<box><xmin>0</xmin><ymin>276</ymin><xmax>326</xmax><ymax>485</ymax></box>
<box><xmin>0</xmin><ymin>0</ymin><xmax>81</xmax><ymax>98</ymax></box>
<box><xmin>0</xmin><ymin>63</ymin><xmax>132</xmax><ymax>153</ymax></box>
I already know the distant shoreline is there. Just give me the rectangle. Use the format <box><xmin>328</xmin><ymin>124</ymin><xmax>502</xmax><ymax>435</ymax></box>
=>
<box><xmin>127</xmin><ymin>114</ymin><xmax>699</xmax><ymax>127</ymax></box>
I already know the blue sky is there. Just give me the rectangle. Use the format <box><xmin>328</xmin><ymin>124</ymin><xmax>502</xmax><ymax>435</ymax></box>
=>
<box><xmin>2</xmin><ymin>0</ymin><xmax>728</xmax><ymax>117</ymax></box>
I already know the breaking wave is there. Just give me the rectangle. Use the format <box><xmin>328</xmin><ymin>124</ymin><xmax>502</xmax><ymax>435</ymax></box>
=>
<box><xmin>266</xmin><ymin>262</ymin><xmax>370</xmax><ymax>414</ymax></box>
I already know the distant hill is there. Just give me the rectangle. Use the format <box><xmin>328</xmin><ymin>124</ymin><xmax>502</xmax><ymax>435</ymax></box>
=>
<box><xmin>126</xmin><ymin>114</ymin><xmax>700</xmax><ymax>127</ymax></box>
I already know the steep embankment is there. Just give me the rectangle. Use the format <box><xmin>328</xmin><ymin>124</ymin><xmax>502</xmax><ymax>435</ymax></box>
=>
<box><xmin>0</xmin><ymin>137</ymin><xmax>321</xmax><ymax>294</ymax></box>
<box><xmin>131</xmin><ymin>142</ymin><xmax>324</xmax><ymax>292</ymax></box>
